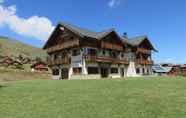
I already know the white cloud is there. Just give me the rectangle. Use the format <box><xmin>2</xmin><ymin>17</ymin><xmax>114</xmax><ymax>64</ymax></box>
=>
<box><xmin>108</xmin><ymin>0</ymin><xmax>120</xmax><ymax>8</ymax></box>
<box><xmin>0</xmin><ymin>5</ymin><xmax>54</xmax><ymax>41</ymax></box>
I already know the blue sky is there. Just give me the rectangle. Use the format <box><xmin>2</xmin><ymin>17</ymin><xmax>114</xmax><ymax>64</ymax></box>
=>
<box><xmin>0</xmin><ymin>0</ymin><xmax>186</xmax><ymax>64</ymax></box>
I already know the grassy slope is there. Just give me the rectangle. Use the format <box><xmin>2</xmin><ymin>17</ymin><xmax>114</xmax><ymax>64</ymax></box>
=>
<box><xmin>1</xmin><ymin>77</ymin><xmax>186</xmax><ymax>118</ymax></box>
<box><xmin>0</xmin><ymin>36</ymin><xmax>46</xmax><ymax>60</ymax></box>
<box><xmin>0</xmin><ymin>69</ymin><xmax>50</xmax><ymax>82</ymax></box>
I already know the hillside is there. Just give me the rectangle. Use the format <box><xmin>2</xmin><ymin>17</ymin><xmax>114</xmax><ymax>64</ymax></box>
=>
<box><xmin>0</xmin><ymin>36</ymin><xmax>46</xmax><ymax>60</ymax></box>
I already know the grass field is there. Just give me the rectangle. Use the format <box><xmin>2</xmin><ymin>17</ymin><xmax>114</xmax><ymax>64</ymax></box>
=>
<box><xmin>1</xmin><ymin>77</ymin><xmax>186</xmax><ymax>118</ymax></box>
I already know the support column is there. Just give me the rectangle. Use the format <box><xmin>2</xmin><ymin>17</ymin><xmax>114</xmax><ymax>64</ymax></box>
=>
<box><xmin>118</xmin><ymin>66</ymin><xmax>121</xmax><ymax>78</ymax></box>
<box><xmin>82</xmin><ymin>58</ymin><xmax>88</xmax><ymax>75</ymax></box>
<box><xmin>126</xmin><ymin>61</ymin><xmax>137</xmax><ymax>77</ymax></box>
<box><xmin>140</xmin><ymin>67</ymin><xmax>143</xmax><ymax>75</ymax></box>
<box><xmin>145</xmin><ymin>66</ymin><xmax>148</xmax><ymax>75</ymax></box>
<box><xmin>68</xmin><ymin>67</ymin><xmax>73</xmax><ymax>79</ymax></box>
<box><xmin>108</xmin><ymin>67</ymin><xmax>111</xmax><ymax>77</ymax></box>
<box><xmin>98</xmin><ymin>66</ymin><xmax>101</xmax><ymax>78</ymax></box>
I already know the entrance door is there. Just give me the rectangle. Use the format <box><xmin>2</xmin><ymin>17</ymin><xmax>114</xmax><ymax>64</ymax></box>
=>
<box><xmin>101</xmin><ymin>68</ymin><xmax>109</xmax><ymax>78</ymax></box>
<box><xmin>121</xmin><ymin>68</ymin><xmax>124</xmax><ymax>77</ymax></box>
<box><xmin>61</xmin><ymin>68</ymin><xmax>69</xmax><ymax>79</ymax></box>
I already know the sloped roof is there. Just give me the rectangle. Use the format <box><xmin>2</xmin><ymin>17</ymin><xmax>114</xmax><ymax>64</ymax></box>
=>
<box><xmin>59</xmin><ymin>22</ymin><xmax>115</xmax><ymax>39</ymax></box>
<box><xmin>128</xmin><ymin>35</ymin><xmax>157</xmax><ymax>51</ymax></box>
<box><xmin>44</xmin><ymin>21</ymin><xmax>157</xmax><ymax>51</ymax></box>
<box><xmin>152</xmin><ymin>64</ymin><xmax>172</xmax><ymax>73</ymax></box>
<box><xmin>129</xmin><ymin>35</ymin><xmax>147</xmax><ymax>46</ymax></box>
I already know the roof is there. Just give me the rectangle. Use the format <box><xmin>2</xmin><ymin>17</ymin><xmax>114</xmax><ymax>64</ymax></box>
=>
<box><xmin>129</xmin><ymin>35</ymin><xmax>147</xmax><ymax>46</ymax></box>
<box><xmin>59</xmin><ymin>22</ymin><xmax>115</xmax><ymax>39</ymax></box>
<box><xmin>128</xmin><ymin>35</ymin><xmax>157</xmax><ymax>51</ymax></box>
<box><xmin>152</xmin><ymin>64</ymin><xmax>172</xmax><ymax>73</ymax></box>
<box><xmin>31</xmin><ymin>61</ymin><xmax>46</xmax><ymax>68</ymax></box>
<box><xmin>44</xmin><ymin>21</ymin><xmax>156</xmax><ymax>51</ymax></box>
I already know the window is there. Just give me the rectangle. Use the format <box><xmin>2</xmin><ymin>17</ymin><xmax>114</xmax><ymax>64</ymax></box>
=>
<box><xmin>87</xmin><ymin>48</ymin><xmax>97</xmax><ymax>55</ymax></box>
<box><xmin>73</xmin><ymin>68</ymin><xmax>82</xmax><ymax>74</ymax></box>
<box><xmin>136</xmin><ymin>68</ymin><xmax>140</xmax><ymax>74</ymax></box>
<box><xmin>147</xmin><ymin>69</ymin><xmax>149</xmax><ymax>74</ymax></box>
<box><xmin>121</xmin><ymin>53</ymin><xmax>124</xmax><ymax>58</ymax></box>
<box><xmin>111</xmin><ymin>68</ymin><xmax>118</xmax><ymax>74</ymax></box>
<box><xmin>61</xmin><ymin>52</ymin><xmax>67</xmax><ymax>59</ymax></box>
<box><xmin>88</xmin><ymin>67</ymin><xmax>99</xmax><ymax>74</ymax></box>
<box><xmin>70</xmin><ymin>37</ymin><xmax>74</xmax><ymax>40</ymax></box>
<box><xmin>52</xmin><ymin>69</ymin><xmax>59</xmax><ymax>75</ymax></box>
<box><xmin>111</xmin><ymin>52</ymin><xmax>117</xmax><ymax>58</ymax></box>
<box><xmin>54</xmin><ymin>54</ymin><xmax>58</xmax><ymax>60</ymax></box>
<box><xmin>72</xmin><ymin>49</ymin><xmax>80</xmax><ymax>56</ymax></box>
<box><xmin>142</xmin><ymin>68</ymin><xmax>145</xmax><ymax>74</ymax></box>
<box><xmin>102</xmin><ymin>50</ymin><xmax>105</xmax><ymax>55</ymax></box>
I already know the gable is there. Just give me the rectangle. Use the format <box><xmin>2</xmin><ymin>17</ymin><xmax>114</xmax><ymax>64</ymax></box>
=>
<box><xmin>43</xmin><ymin>24</ymin><xmax>81</xmax><ymax>50</ymax></box>
<box><xmin>101</xmin><ymin>31</ymin><xmax>122</xmax><ymax>44</ymax></box>
<box><xmin>139</xmin><ymin>38</ymin><xmax>155</xmax><ymax>50</ymax></box>
<box><xmin>129</xmin><ymin>36</ymin><xmax>157</xmax><ymax>51</ymax></box>
<box><xmin>100</xmin><ymin>31</ymin><xmax>123</xmax><ymax>51</ymax></box>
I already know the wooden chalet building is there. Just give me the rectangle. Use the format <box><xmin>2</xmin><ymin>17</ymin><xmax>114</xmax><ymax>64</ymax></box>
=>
<box><xmin>43</xmin><ymin>22</ymin><xmax>157</xmax><ymax>79</ymax></box>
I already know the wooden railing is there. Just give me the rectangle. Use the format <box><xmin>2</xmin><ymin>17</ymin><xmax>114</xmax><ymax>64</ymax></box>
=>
<box><xmin>101</xmin><ymin>42</ymin><xmax>123</xmax><ymax>51</ymax></box>
<box><xmin>46</xmin><ymin>40</ymin><xmax>79</xmax><ymax>53</ymax></box>
<box><xmin>137</xmin><ymin>48</ymin><xmax>151</xmax><ymax>54</ymax></box>
<box><xmin>47</xmin><ymin>57</ymin><xmax>70</xmax><ymax>65</ymax></box>
<box><xmin>136</xmin><ymin>59</ymin><xmax>153</xmax><ymax>65</ymax></box>
<box><xmin>85</xmin><ymin>55</ymin><xmax>129</xmax><ymax>64</ymax></box>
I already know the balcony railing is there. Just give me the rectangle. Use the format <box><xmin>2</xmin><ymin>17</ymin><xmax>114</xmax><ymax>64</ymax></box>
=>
<box><xmin>101</xmin><ymin>42</ymin><xmax>123</xmax><ymax>51</ymax></box>
<box><xmin>85</xmin><ymin>55</ymin><xmax>129</xmax><ymax>64</ymax></box>
<box><xmin>47</xmin><ymin>57</ymin><xmax>70</xmax><ymax>65</ymax></box>
<box><xmin>136</xmin><ymin>59</ymin><xmax>154</xmax><ymax>65</ymax></box>
<box><xmin>137</xmin><ymin>48</ymin><xmax>151</xmax><ymax>54</ymax></box>
<box><xmin>46</xmin><ymin>40</ymin><xmax>79</xmax><ymax>53</ymax></box>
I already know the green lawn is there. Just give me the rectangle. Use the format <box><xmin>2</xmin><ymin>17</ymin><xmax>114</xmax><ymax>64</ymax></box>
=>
<box><xmin>1</xmin><ymin>77</ymin><xmax>186</xmax><ymax>118</ymax></box>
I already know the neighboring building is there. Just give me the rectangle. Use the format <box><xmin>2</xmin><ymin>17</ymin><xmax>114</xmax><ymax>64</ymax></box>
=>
<box><xmin>170</xmin><ymin>64</ymin><xmax>186</xmax><ymax>76</ymax></box>
<box><xmin>152</xmin><ymin>64</ymin><xmax>173</xmax><ymax>76</ymax></box>
<box><xmin>153</xmin><ymin>64</ymin><xmax>186</xmax><ymax>76</ymax></box>
<box><xmin>43</xmin><ymin>22</ymin><xmax>157</xmax><ymax>79</ymax></box>
<box><xmin>31</xmin><ymin>61</ymin><xmax>48</xmax><ymax>72</ymax></box>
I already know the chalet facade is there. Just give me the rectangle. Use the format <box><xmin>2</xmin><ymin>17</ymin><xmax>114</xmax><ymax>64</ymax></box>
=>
<box><xmin>43</xmin><ymin>22</ymin><xmax>157</xmax><ymax>79</ymax></box>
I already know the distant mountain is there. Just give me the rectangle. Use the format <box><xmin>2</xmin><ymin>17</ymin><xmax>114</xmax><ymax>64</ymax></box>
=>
<box><xmin>0</xmin><ymin>36</ymin><xmax>47</xmax><ymax>60</ymax></box>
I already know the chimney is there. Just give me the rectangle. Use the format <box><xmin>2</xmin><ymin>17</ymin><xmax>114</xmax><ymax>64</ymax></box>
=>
<box><xmin>122</xmin><ymin>32</ymin><xmax>128</xmax><ymax>40</ymax></box>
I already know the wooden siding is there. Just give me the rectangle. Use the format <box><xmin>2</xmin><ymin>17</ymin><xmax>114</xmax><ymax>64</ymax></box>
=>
<box><xmin>46</xmin><ymin>39</ymin><xmax>79</xmax><ymax>53</ymax></box>
<box><xmin>85</xmin><ymin>55</ymin><xmax>129</xmax><ymax>64</ymax></box>
<box><xmin>136</xmin><ymin>59</ymin><xmax>153</xmax><ymax>65</ymax></box>
<box><xmin>101</xmin><ymin>41</ymin><xmax>123</xmax><ymax>51</ymax></box>
<box><xmin>137</xmin><ymin>48</ymin><xmax>151</xmax><ymax>54</ymax></box>
<box><xmin>47</xmin><ymin>57</ymin><xmax>70</xmax><ymax>66</ymax></box>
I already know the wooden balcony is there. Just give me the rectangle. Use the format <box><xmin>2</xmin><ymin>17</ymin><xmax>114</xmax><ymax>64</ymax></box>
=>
<box><xmin>136</xmin><ymin>59</ymin><xmax>154</xmax><ymax>65</ymax></box>
<box><xmin>46</xmin><ymin>40</ymin><xmax>79</xmax><ymax>53</ymax></box>
<box><xmin>137</xmin><ymin>48</ymin><xmax>151</xmax><ymax>54</ymax></box>
<box><xmin>85</xmin><ymin>55</ymin><xmax>129</xmax><ymax>64</ymax></box>
<box><xmin>101</xmin><ymin>42</ymin><xmax>123</xmax><ymax>51</ymax></box>
<box><xmin>47</xmin><ymin>57</ymin><xmax>70</xmax><ymax>66</ymax></box>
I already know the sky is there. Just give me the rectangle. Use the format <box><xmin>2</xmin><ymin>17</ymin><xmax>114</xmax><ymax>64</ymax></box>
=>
<box><xmin>0</xmin><ymin>0</ymin><xmax>186</xmax><ymax>64</ymax></box>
